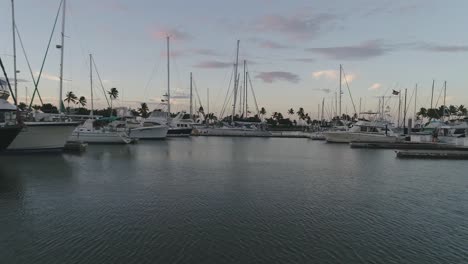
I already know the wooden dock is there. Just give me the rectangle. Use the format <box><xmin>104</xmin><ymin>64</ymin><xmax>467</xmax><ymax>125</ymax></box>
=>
<box><xmin>350</xmin><ymin>142</ymin><xmax>468</xmax><ymax>151</ymax></box>
<box><xmin>396</xmin><ymin>150</ymin><xmax>468</xmax><ymax>159</ymax></box>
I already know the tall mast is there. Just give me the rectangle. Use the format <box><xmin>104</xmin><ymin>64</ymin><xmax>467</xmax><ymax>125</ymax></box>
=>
<box><xmin>207</xmin><ymin>88</ymin><xmax>209</xmax><ymax>123</ymax></box>
<box><xmin>430</xmin><ymin>79</ymin><xmax>434</xmax><ymax>109</ymax></box>
<box><xmin>11</xmin><ymin>0</ymin><xmax>17</xmax><ymax>106</ymax></box>
<box><xmin>403</xmin><ymin>88</ymin><xmax>407</xmax><ymax>132</ymax></box>
<box><xmin>58</xmin><ymin>0</ymin><xmax>66</xmax><ymax>113</ymax></box>
<box><xmin>358</xmin><ymin>97</ymin><xmax>362</xmax><ymax>119</ymax></box>
<box><xmin>321</xmin><ymin>98</ymin><xmax>325</xmax><ymax>121</ymax></box>
<box><xmin>166</xmin><ymin>36</ymin><xmax>171</xmax><ymax>116</ymax></box>
<box><xmin>334</xmin><ymin>91</ymin><xmax>337</xmax><ymax>117</ymax></box>
<box><xmin>414</xmin><ymin>84</ymin><xmax>417</xmax><ymax>122</ymax></box>
<box><xmin>443</xmin><ymin>81</ymin><xmax>447</xmax><ymax>120</ymax></box>
<box><xmin>397</xmin><ymin>91</ymin><xmax>401</xmax><ymax>127</ymax></box>
<box><xmin>231</xmin><ymin>40</ymin><xmax>240</xmax><ymax>124</ymax></box>
<box><xmin>190</xmin><ymin>72</ymin><xmax>193</xmax><ymax>118</ymax></box>
<box><xmin>339</xmin><ymin>64</ymin><xmax>342</xmax><ymax>117</ymax></box>
<box><xmin>89</xmin><ymin>54</ymin><xmax>94</xmax><ymax>117</ymax></box>
<box><xmin>242</xmin><ymin>60</ymin><xmax>247</xmax><ymax>117</ymax></box>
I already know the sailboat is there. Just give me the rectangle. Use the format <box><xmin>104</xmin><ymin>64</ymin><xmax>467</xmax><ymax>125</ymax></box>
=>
<box><xmin>145</xmin><ymin>36</ymin><xmax>193</xmax><ymax>137</ymax></box>
<box><xmin>68</xmin><ymin>54</ymin><xmax>132</xmax><ymax>144</ymax></box>
<box><xmin>193</xmin><ymin>40</ymin><xmax>272</xmax><ymax>137</ymax></box>
<box><xmin>4</xmin><ymin>1</ymin><xmax>79</xmax><ymax>152</ymax></box>
<box><xmin>114</xmin><ymin>107</ymin><xmax>168</xmax><ymax>140</ymax></box>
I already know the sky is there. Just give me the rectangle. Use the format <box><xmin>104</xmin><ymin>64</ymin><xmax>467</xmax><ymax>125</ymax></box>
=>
<box><xmin>1</xmin><ymin>0</ymin><xmax>468</xmax><ymax>120</ymax></box>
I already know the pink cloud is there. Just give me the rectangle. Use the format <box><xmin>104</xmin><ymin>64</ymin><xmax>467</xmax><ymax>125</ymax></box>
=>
<box><xmin>254</xmin><ymin>13</ymin><xmax>336</xmax><ymax>39</ymax></box>
<box><xmin>151</xmin><ymin>28</ymin><xmax>192</xmax><ymax>41</ymax></box>
<box><xmin>194</xmin><ymin>61</ymin><xmax>232</xmax><ymax>69</ymax></box>
<box><xmin>255</xmin><ymin>71</ymin><xmax>300</xmax><ymax>83</ymax></box>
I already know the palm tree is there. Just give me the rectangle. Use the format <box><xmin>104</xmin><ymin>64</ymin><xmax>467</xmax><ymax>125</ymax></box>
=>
<box><xmin>107</xmin><ymin>87</ymin><xmax>119</xmax><ymax>116</ymax></box>
<box><xmin>260</xmin><ymin>107</ymin><xmax>266</xmax><ymax>117</ymax></box>
<box><xmin>297</xmin><ymin>107</ymin><xmax>305</xmax><ymax>120</ymax></box>
<box><xmin>288</xmin><ymin>108</ymin><xmax>294</xmax><ymax>117</ymax></box>
<box><xmin>138</xmin><ymin>102</ymin><xmax>149</xmax><ymax>118</ymax></box>
<box><xmin>78</xmin><ymin>96</ymin><xmax>87</xmax><ymax>107</ymax></box>
<box><xmin>458</xmin><ymin>105</ymin><xmax>467</xmax><ymax>117</ymax></box>
<box><xmin>449</xmin><ymin>105</ymin><xmax>458</xmax><ymax>119</ymax></box>
<box><xmin>417</xmin><ymin>107</ymin><xmax>428</xmax><ymax>119</ymax></box>
<box><xmin>64</xmin><ymin>91</ymin><xmax>78</xmax><ymax>113</ymax></box>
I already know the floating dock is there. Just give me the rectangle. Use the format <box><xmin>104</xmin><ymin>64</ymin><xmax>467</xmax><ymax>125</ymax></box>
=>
<box><xmin>396</xmin><ymin>150</ymin><xmax>468</xmax><ymax>159</ymax></box>
<box><xmin>350</xmin><ymin>142</ymin><xmax>468</xmax><ymax>151</ymax></box>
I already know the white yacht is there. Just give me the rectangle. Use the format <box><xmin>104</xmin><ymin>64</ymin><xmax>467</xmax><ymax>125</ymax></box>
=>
<box><xmin>323</xmin><ymin>120</ymin><xmax>401</xmax><ymax>143</ymax></box>
<box><xmin>68</xmin><ymin>119</ymin><xmax>132</xmax><ymax>144</ymax></box>
<box><xmin>146</xmin><ymin>110</ymin><xmax>193</xmax><ymax>137</ymax></box>
<box><xmin>115</xmin><ymin>108</ymin><xmax>168</xmax><ymax>140</ymax></box>
<box><xmin>1</xmin><ymin>86</ymin><xmax>79</xmax><ymax>152</ymax></box>
<box><xmin>194</xmin><ymin>122</ymin><xmax>271</xmax><ymax>137</ymax></box>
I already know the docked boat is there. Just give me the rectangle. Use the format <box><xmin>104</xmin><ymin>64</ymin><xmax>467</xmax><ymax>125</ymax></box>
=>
<box><xmin>146</xmin><ymin>110</ymin><xmax>192</xmax><ymax>137</ymax></box>
<box><xmin>115</xmin><ymin>108</ymin><xmax>168</xmax><ymax>140</ymax></box>
<box><xmin>0</xmin><ymin>90</ymin><xmax>22</xmax><ymax>150</ymax></box>
<box><xmin>194</xmin><ymin>122</ymin><xmax>271</xmax><ymax>137</ymax></box>
<box><xmin>68</xmin><ymin>119</ymin><xmax>132</xmax><ymax>144</ymax></box>
<box><xmin>323</xmin><ymin>120</ymin><xmax>401</xmax><ymax>143</ymax></box>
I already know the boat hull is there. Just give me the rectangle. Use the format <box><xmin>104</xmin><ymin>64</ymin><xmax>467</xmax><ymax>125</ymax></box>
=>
<box><xmin>129</xmin><ymin>126</ymin><xmax>168</xmax><ymax>139</ymax></box>
<box><xmin>0</xmin><ymin>125</ymin><xmax>22</xmax><ymax>150</ymax></box>
<box><xmin>7</xmin><ymin>122</ymin><xmax>78</xmax><ymax>152</ymax></box>
<box><xmin>68</xmin><ymin>131</ymin><xmax>131</xmax><ymax>144</ymax></box>
<box><xmin>324</xmin><ymin>131</ymin><xmax>400</xmax><ymax>143</ymax></box>
<box><xmin>167</xmin><ymin>127</ymin><xmax>192</xmax><ymax>137</ymax></box>
<box><xmin>194</xmin><ymin>127</ymin><xmax>272</xmax><ymax>137</ymax></box>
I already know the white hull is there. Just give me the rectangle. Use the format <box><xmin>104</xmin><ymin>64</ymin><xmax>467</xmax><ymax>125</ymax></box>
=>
<box><xmin>129</xmin><ymin>126</ymin><xmax>168</xmax><ymax>139</ymax></box>
<box><xmin>195</xmin><ymin>127</ymin><xmax>272</xmax><ymax>137</ymax></box>
<box><xmin>7</xmin><ymin>122</ymin><xmax>78</xmax><ymax>151</ymax></box>
<box><xmin>68</xmin><ymin>130</ymin><xmax>131</xmax><ymax>144</ymax></box>
<box><xmin>324</xmin><ymin>131</ymin><xmax>400</xmax><ymax>143</ymax></box>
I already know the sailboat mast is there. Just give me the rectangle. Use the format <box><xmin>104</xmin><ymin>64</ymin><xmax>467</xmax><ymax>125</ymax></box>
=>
<box><xmin>414</xmin><ymin>84</ymin><xmax>417</xmax><ymax>122</ymax></box>
<box><xmin>321</xmin><ymin>98</ymin><xmax>325</xmax><ymax>120</ymax></box>
<box><xmin>443</xmin><ymin>81</ymin><xmax>447</xmax><ymax>120</ymax></box>
<box><xmin>89</xmin><ymin>54</ymin><xmax>94</xmax><ymax>117</ymax></box>
<box><xmin>231</xmin><ymin>40</ymin><xmax>240</xmax><ymax>124</ymax></box>
<box><xmin>190</xmin><ymin>72</ymin><xmax>193</xmax><ymax>118</ymax></box>
<box><xmin>403</xmin><ymin>88</ymin><xmax>407</xmax><ymax>132</ymax></box>
<box><xmin>242</xmin><ymin>60</ymin><xmax>248</xmax><ymax>117</ymax></box>
<box><xmin>397</xmin><ymin>92</ymin><xmax>401</xmax><ymax>127</ymax></box>
<box><xmin>166</xmin><ymin>36</ymin><xmax>171</xmax><ymax>116</ymax></box>
<box><xmin>58</xmin><ymin>0</ymin><xmax>66</xmax><ymax>113</ymax></box>
<box><xmin>339</xmin><ymin>64</ymin><xmax>342</xmax><ymax>117</ymax></box>
<box><xmin>207</xmin><ymin>88</ymin><xmax>209</xmax><ymax>123</ymax></box>
<box><xmin>430</xmin><ymin>79</ymin><xmax>434</xmax><ymax>109</ymax></box>
<box><xmin>11</xmin><ymin>0</ymin><xmax>17</xmax><ymax>106</ymax></box>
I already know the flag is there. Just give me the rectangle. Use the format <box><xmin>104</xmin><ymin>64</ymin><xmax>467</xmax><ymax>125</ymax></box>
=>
<box><xmin>392</xmin><ymin>90</ymin><xmax>400</xmax><ymax>95</ymax></box>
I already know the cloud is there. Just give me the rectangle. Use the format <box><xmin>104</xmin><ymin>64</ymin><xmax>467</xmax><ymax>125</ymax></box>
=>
<box><xmin>312</xmin><ymin>70</ymin><xmax>357</xmax><ymax>83</ymax></box>
<box><xmin>417</xmin><ymin>43</ymin><xmax>468</xmax><ymax>53</ymax></box>
<box><xmin>151</xmin><ymin>27</ymin><xmax>192</xmax><ymax>41</ymax></box>
<box><xmin>307</xmin><ymin>40</ymin><xmax>390</xmax><ymax>60</ymax></box>
<box><xmin>258</xmin><ymin>40</ymin><xmax>289</xmax><ymax>49</ymax></box>
<box><xmin>287</xmin><ymin>58</ymin><xmax>315</xmax><ymax>63</ymax></box>
<box><xmin>34</xmin><ymin>72</ymin><xmax>61</xmax><ymax>82</ymax></box>
<box><xmin>194</xmin><ymin>61</ymin><xmax>232</xmax><ymax>69</ymax></box>
<box><xmin>255</xmin><ymin>71</ymin><xmax>300</xmax><ymax>83</ymax></box>
<box><xmin>254</xmin><ymin>13</ymin><xmax>336</xmax><ymax>39</ymax></box>
<box><xmin>312</xmin><ymin>70</ymin><xmax>338</xmax><ymax>80</ymax></box>
<box><xmin>368</xmin><ymin>83</ymin><xmax>382</xmax><ymax>91</ymax></box>
<box><xmin>311</xmin><ymin>88</ymin><xmax>331</xmax><ymax>93</ymax></box>
<box><xmin>160</xmin><ymin>50</ymin><xmax>185</xmax><ymax>58</ymax></box>
<box><xmin>190</xmin><ymin>48</ymin><xmax>221</xmax><ymax>56</ymax></box>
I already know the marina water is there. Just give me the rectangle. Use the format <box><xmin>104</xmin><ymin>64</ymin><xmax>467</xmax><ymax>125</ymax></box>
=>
<box><xmin>1</xmin><ymin>138</ymin><xmax>467</xmax><ymax>263</ymax></box>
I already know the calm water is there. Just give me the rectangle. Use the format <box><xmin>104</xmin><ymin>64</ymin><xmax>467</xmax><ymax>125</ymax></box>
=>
<box><xmin>0</xmin><ymin>138</ymin><xmax>467</xmax><ymax>264</ymax></box>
